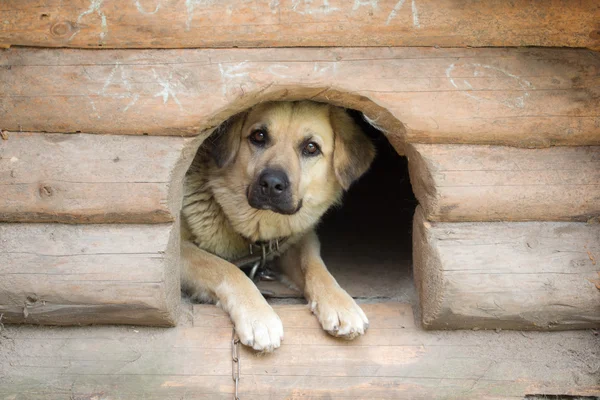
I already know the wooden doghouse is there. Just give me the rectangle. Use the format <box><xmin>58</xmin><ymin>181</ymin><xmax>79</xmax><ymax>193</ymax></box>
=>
<box><xmin>0</xmin><ymin>1</ymin><xmax>599</xmax><ymax>333</ymax></box>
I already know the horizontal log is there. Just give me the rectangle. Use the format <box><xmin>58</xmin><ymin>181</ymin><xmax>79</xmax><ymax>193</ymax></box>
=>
<box><xmin>412</xmin><ymin>206</ymin><xmax>600</xmax><ymax>331</ymax></box>
<box><xmin>2</xmin><ymin>304</ymin><xmax>598</xmax><ymax>398</ymax></box>
<box><xmin>0</xmin><ymin>132</ymin><xmax>201</xmax><ymax>224</ymax></box>
<box><xmin>0</xmin><ymin>0</ymin><xmax>598</xmax><ymax>50</ymax></box>
<box><xmin>1</xmin><ymin>47</ymin><xmax>599</xmax><ymax>150</ymax></box>
<box><xmin>407</xmin><ymin>144</ymin><xmax>600</xmax><ymax>222</ymax></box>
<box><xmin>0</xmin><ymin>222</ymin><xmax>180</xmax><ymax>326</ymax></box>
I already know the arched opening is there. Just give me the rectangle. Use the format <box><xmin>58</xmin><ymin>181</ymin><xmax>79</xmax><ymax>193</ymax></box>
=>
<box><xmin>182</xmin><ymin>95</ymin><xmax>419</xmax><ymax>310</ymax></box>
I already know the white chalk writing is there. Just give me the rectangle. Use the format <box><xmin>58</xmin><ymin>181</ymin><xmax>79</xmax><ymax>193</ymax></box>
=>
<box><xmin>91</xmin><ymin>62</ymin><xmax>139</xmax><ymax>113</ymax></box>
<box><xmin>152</xmin><ymin>69</ymin><xmax>187</xmax><ymax>111</ymax></box>
<box><xmin>411</xmin><ymin>0</ymin><xmax>419</xmax><ymax>27</ymax></box>
<box><xmin>269</xmin><ymin>0</ymin><xmax>280</xmax><ymax>13</ymax></box>
<box><xmin>218</xmin><ymin>62</ymin><xmax>251</xmax><ymax>95</ymax></box>
<box><xmin>135</xmin><ymin>0</ymin><xmax>161</xmax><ymax>14</ymax></box>
<box><xmin>446</xmin><ymin>63</ymin><xmax>534</xmax><ymax>109</ymax></box>
<box><xmin>386</xmin><ymin>0</ymin><xmax>420</xmax><ymax>27</ymax></box>
<box><xmin>352</xmin><ymin>0</ymin><xmax>379</xmax><ymax>11</ymax></box>
<box><xmin>70</xmin><ymin>0</ymin><xmax>108</xmax><ymax>42</ymax></box>
<box><xmin>266</xmin><ymin>64</ymin><xmax>291</xmax><ymax>78</ymax></box>
<box><xmin>313</xmin><ymin>62</ymin><xmax>338</xmax><ymax>76</ymax></box>
<box><xmin>292</xmin><ymin>0</ymin><xmax>339</xmax><ymax>15</ymax></box>
<box><xmin>185</xmin><ymin>0</ymin><xmax>216</xmax><ymax>31</ymax></box>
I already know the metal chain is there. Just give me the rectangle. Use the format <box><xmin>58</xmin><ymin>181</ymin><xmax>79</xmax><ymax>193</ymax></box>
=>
<box><xmin>231</xmin><ymin>328</ymin><xmax>241</xmax><ymax>400</ymax></box>
<box><xmin>247</xmin><ymin>242</ymin><xmax>269</xmax><ymax>282</ymax></box>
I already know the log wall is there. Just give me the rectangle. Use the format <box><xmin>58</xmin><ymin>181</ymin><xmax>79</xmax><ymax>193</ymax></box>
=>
<box><xmin>0</xmin><ymin>130</ymin><xmax>200</xmax><ymax>325</ymax></box>
<box><xmin>1</xmin><ymin>0</ymin><xmax>598</xmax><ymax>50</ymax></box>
<box><xmin>407</xmin><ymin>144</ymin><xmax>600</xmax><ymax>222</ymax></box>
<box><xmin>413</xmin><ymin>206</ymin><xmax>600</xmax><ymax>330</ymax></box>
<box><xmin>1</xmin><ymin>43</ymin><xmax>599</xmax><ymax>329</ymax></box>
<box><xmin>1</xmin><ymin>47</ymin><xmax>599</xmax><ymax>151</ymax></box>
<box><xmin>0</xmin><ymin>132</ymin><xmax>202</xmax><ymax>224</ymax></box>
<box><xmin>0</xmin><ymin>222</ymin><xmax>180</xmax><ymax>326</ymax></box>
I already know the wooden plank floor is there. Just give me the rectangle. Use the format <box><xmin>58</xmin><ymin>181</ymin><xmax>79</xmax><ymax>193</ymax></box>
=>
<box><xmin>1</xmin><ymin>302</ymin><xmax>598</xmax><ymax>399</ymax></box>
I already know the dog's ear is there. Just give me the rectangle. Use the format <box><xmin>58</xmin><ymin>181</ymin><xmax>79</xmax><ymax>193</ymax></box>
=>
<box><xmin>329</xmin><ymin>107</ymin><xmax>376</xmax><ymax>190</ymax></box>
<box><xmin>207</xmin><ymin>112</ymin><xmax>247</xmax><ymax>169</ymax></box>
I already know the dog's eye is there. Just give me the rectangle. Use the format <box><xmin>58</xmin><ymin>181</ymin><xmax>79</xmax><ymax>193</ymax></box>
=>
<box><xmin>249</xmin><ymin>129</ymin><xmax>267</xmax><ymax>146</ymax></box>
<box><xmin>302</xmin><ymin>142</ymin><xmax>320</xmax><ymax>156</ymax></box>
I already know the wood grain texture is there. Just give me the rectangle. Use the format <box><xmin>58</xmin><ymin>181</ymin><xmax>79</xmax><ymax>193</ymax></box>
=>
<box><xmin>0</xmin><ymin>0</ymin><xmax>599</xmax><ymax>50</ymax></box>
<box><xmin>0</xmin><ymin>302</ymin><xmax>598</xmax><ymax>399</ymax></box>
<box><xmin>412</xmin><ymin>206</ymin><xmax>600</xmax><ymax>331</ymax></box>
<box><xmin>0</xmin><ymin>222</ymin><xmax>180</xmax><ymax>326</ymax></box>
<box><xmin>1</xmin><ymin>47</ymin><xmax>599</xmax><ymax>150</ymax></box>
<box><xmin>407</xmin><ymin>144</ymin><xmax>600</xmax><ymax>222</ymax></box>
<box><xmin>0</xmin><ymin>132</ymin><xmax>203</xmax><ymax>224</ymax></box>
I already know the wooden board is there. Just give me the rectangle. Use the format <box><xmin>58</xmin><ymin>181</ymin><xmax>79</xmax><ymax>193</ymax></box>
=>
<box><xmin>0</xmin><ymin>132</ymin><xmax>202</xmax><ymax>224</ymax></box>
<box><xmin>0</xmin><ymin>302</ymin><xmax>598</xmax><ymax>399</ymax></box>
<box><xmin>1</xmin><ymin>47</ymin><xmax>599</xmax><ymax>150</ymax></box>
<box><xmin>412</xmin><ymin>206</ymin><xmax>600</xmax><ymax>331</ymax></box>
<box><xmin>407</xmin><ymin>144</ymin><xmax>600</xmax><ymax>222</ymax></box>
<box><xmin>0</xmin><ymin>0</ymin><xmax>598</xmax><ymax>50</ymax></box>
<box><xmin>0</xmin><ymin>222</ymin><xmax>180</xmax><ymax>326</ymax></box>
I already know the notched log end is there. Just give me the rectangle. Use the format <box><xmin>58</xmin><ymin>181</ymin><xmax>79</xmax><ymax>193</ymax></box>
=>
<box><xmin>412</xmin><ymin>206</ymin><xmax>445</xmax><ymax>329</ymax></box>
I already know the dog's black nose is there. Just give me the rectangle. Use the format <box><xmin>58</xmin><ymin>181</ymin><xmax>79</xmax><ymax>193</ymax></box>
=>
<box><xmin>248</xmin><ymin>168</ymin><xmax>298</xmax><ymax>215</ymax></box>
<box><xmin>259</xmin><ymin>169</ymin><xmax>289</xmax><ymax>197</ymax></box>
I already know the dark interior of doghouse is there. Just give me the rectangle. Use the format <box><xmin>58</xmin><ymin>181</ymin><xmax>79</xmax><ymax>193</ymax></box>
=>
<box><xmin>258</xmin><ymin>109</ymin><xmax>419</xmax><ymax>305</ymax></box>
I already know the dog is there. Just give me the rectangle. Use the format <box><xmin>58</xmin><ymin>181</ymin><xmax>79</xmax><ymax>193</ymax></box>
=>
<box><xmin>181</xmin><ymin>101</ymin><xmax>375</xmax><ymax>352</ymax></box>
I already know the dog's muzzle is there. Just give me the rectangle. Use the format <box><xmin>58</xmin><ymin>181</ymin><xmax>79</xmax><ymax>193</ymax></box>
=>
<box><xmin>247</xmin><ymin>168</ymin><xmax>301</xmax><ymax>215</ymax></box>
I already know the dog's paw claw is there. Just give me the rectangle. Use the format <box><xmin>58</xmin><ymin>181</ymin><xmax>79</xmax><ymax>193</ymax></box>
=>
<box><xmin>233</xmin><ymin>306</ymin><xmax>284</xmax><ymax>353</ymax></box>
<box><xmin>310</xmin><ymin>288</ymin><xmax>369</xmax><ymax>340</ymax></box>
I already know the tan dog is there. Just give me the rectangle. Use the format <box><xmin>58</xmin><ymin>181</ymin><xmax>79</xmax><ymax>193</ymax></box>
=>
<box><xmin>181</xmin><ymin>101</ymin><xmax>375</xmax><ymax>352</ymax></box>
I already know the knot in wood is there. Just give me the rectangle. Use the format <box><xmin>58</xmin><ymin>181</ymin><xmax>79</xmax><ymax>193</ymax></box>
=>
<box><xmin>50</xmin><ymin>21</ymin><xmax>73</xmax><ymax>37</ymax></box>
<box><xmin>26</xmin><ymin>294</ymin><xmax>38</xmax><ymax>304</ymax></box>
<box><xmin>39</xmin><ymin>185</ymin><xmax>54</xmax><ymax>197</ymax></box>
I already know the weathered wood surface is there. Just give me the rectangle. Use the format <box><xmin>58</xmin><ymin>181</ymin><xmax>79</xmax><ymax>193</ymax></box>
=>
<box><xmin>412</xmin><ymin>206</ymin><xmax>600</xmax><ymax>331</ymax></box>
<box><xmin>1</xmin><ymin>47</ymin><xmax>599</xmax><ymax>150</ymax></box>
<box><xmin>1</xmin><ymin>303</ymin><xmax>598</xmax><ymax>399</ymax></box>
<box><xmin>0</xmin><ymin>132</ymin><xmax>202</xmax><ymax>224</ymax></box>
<box><xmin>0</xmin><ymin>222</ymin><xmax>180</xmax><ymax>326</ymax></box>
<box><xmin>1</xmin><ymin>0</ymin><xmax>599</xmax><ymax>50</ymax></box>
<box><xmin>407</xmin><ymin>144</ymin><xmax>600</xmax><ymax>222</ymax></box>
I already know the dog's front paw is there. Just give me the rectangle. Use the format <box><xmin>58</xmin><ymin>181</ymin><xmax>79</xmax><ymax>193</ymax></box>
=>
<box><xmin>230</xmin><ymin>301</ymin><xmax>284</xmax><ymax>353</ymax></box>
<box><xmin>309</xmin><ymin>287</ymin><xmax>369</xmax><ymax>340</ymax></box>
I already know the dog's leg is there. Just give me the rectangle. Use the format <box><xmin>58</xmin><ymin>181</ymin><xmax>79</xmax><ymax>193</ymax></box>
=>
<box><xmin>279</xmin><ymin>231</ymin><xmax>368</xmax><ymax>339</ymax></box>
<box><xmin>182</xmin><ymin>240</ymin><xmax>284</xmax><ymax>352</ymax></box>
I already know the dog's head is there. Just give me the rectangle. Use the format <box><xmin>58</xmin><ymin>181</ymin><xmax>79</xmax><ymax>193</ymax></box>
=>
<box><xmin>207</xmin><ymin>101</ymin><xmax>375</xmax><ymax>241</ymax></box>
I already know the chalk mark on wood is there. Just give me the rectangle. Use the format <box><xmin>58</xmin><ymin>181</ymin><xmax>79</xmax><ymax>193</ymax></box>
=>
<box><xmin>411</xmin><ymin>0</ymin><xmax>420</xmax><ymax>27</ymax></box>
<box><xmin>69</xmin><ymin>0</ymin><xmax>108</xmax><ymax>43</ymax></box>
<box><xmin>269</xmin><ymin>0</ymin><xmax>280</xmax><ymax>14</ymax></box>
<box><xmin>218</xmin><ymin>61</ymin><xmax>252</xmax><ymax>96</ymax></box>
<box><xmin>446</xmin><ymin>62</ymin><xmax>533</xmax><ymax>109</ymax></box>
<box><xmin>152</xmin><ymin>68</ymin><xmax>187</xmax><ymax>112</ymax></box>
<box><xmin>91</xmin><ymin>62</ymin><xmax>139</xmax><ymax>113</ymax></box>
<box><xmin>313</xmin><ymin>61</ymin><xmax>338</xmax><ymax>77</ymax></box>
<box><xmin>292</xmin><ymin>0</ymin><xmax>339</xmax><ymax>16</ymax></box>
<box><xmin>386</xmin><ymin>0</ymin><xmax>406</xmax><ymax>25</ymax></box>
<box><xmin>134</xmin><ymin>0</ymin><xmax>161</xmax><ymax>15</ymax></box>
<box><xmin>353</xmin><ymin>0</ymin><xmax>379</xmax><ymax>11</ymax></box>
<box><xmin>218</xmin><ymin>60</ymin><xmax>341</xmax><ymax>96</ymax></box>
<box><xmin>266</xmin><ymin>64</ymin><xmax>291</xmax><ymax>78</ymax></box>
<box><xmin>185</xmin><ymin>0</ymin><xmax>217</xmax><ymax>31</ymax></box>
<box><xmin>386</xmin><ymin>0</ymin><xmax>420</xmax><ymax>27</ymax></box>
